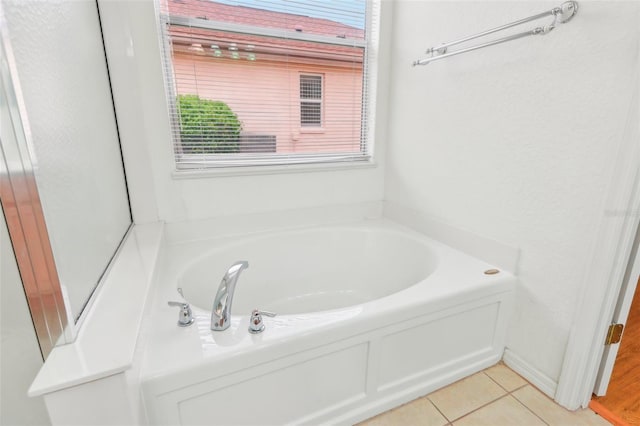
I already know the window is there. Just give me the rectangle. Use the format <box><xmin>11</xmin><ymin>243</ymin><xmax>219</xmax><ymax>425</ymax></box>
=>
<box><xmin>300</xmin><ymin>74</ymin><xmax>322</xmax><ymax>127</ymax></box>
<box><xmin>158</xmin><ymin>0</ymin><xmax>377</xmax><ymax>169</ymax></box>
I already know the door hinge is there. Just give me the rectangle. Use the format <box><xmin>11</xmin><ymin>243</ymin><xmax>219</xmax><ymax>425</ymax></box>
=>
<box><xmin>605</xmin><ymin>323</ymin><xmax>624</xmax><ymax>345</ymax></box>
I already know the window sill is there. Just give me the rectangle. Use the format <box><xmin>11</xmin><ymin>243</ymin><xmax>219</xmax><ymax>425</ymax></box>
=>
<box><xmin>299</xmin><ymin>128</ymin><xmax>325</xmax><ymax>134</ymax></box>
<box><xmin>171</xmin><ymin>158</ymin><xmax>377</xmax><ymax>179</ymax></box>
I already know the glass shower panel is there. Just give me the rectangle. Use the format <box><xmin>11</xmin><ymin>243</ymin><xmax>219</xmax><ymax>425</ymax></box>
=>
<box><xmin>2</xmin><ymin>0</ymin><xmax>132</xmax><ymax>322</ymax></box>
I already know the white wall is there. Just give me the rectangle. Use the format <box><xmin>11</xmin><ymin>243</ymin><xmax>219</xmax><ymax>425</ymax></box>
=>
<box><xmin>385</xmin><ymin>0</ymin><xmax>639</xmax><ymax>388</ymax></box>
<box><xmin>98</xmin><ymin>0</ymin><xmax>393</xmax><ymax>225</ymax></box>
<box><xmin>0</xmin><ymin>211</ymin><xmax>51</xmax><ymax>425</ymax></box>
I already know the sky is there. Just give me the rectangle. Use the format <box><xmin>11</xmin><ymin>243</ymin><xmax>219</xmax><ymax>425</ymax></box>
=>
<box><xmin>211</xmin><ymin>0</ymin><xmax>366</xmax><ymax>29</ymax></box>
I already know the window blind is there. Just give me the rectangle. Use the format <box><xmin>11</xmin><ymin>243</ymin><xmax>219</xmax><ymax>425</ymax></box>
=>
<box><xmin>157</xmin><ymin>0</ymin><xmax>376</xmax><ymax>169</ymax></box>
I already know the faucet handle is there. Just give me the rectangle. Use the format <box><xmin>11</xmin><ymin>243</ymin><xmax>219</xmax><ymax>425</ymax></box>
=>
<box><xmin>168</xmin><ymin>301</ymin><xmax>195</xmax><ymax>327</ymax></box>
<box><xmin>248</xmin><ymin>309</ymin><xmax>277</xmax><ymax>334</ymax></box>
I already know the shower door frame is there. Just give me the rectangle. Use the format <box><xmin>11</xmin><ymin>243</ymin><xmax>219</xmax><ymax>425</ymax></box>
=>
<box><xmin>0</xmin><ymin>12</ymin><xmax>71</xmax><ymax>358</ymax></box>
<box><xmin>0</xmin><ymin>0</ymin><xmax>134</xmax><ymax>359</ymax></box>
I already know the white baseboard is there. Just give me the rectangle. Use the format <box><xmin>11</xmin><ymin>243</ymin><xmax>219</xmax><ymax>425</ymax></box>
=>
<box><xmin>503</xmin><ymin>349</ymin><xmax>558</xmax><ymax>398</ymax></box>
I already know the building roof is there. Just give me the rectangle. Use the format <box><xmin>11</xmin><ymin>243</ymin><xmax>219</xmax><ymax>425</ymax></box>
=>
<box><xmin>167</xmin><ymin>0</ymin><xmax>365</xmax><ymax>40</ymax></box>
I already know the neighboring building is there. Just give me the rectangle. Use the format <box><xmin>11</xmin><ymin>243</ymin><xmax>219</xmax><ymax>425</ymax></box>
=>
<box><xmin>166</xmin><ymin>0</ymin><xmax>365</xmax><ymax>154</ymax></box>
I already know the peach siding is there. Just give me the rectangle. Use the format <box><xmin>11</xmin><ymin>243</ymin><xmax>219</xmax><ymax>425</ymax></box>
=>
<box><xmin>173</xmin><ymin>51</ymin><xmax>363</xmax><ymax>153</ymax></box>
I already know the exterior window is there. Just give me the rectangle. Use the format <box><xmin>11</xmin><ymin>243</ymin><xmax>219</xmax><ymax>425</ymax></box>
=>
<box><xmin>300</xmin><ymin>75</ymin><xmax>322</xmax><ymax>127</ymax></box>
<box><xmin>158</xmin><ymin>0</ymin><xmax>376</xmax><ymax>169</ymax></box>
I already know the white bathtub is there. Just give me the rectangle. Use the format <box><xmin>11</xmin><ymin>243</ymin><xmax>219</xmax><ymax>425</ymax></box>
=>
<box><xmin>179</xmin><ymin>226</ymin><xmax>439</xmax><ymax>314</ymax></box>
<box><xmin>140</xmin><ymin>220</ymin><xmax>515</xmax><ymax>425</ymax></box>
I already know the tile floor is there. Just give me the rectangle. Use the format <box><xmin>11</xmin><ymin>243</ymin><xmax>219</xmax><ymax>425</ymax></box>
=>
<box><xmin>359</xmin><ymin>363</ymin><xmax>611</xmax><ymax>425</ymax></box>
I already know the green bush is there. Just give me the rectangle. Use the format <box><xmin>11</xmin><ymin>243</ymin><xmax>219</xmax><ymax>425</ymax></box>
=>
<box><xmin>177</xmin><ymin>95</ymin><xmax>242</xmax><ymax>154</ymax></box>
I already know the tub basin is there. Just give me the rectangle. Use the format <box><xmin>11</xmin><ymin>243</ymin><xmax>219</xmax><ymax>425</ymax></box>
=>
<box><xmin>178</xmin><ymin>227</ymin><xmax>438</xmax><ymax>315</ymax></box>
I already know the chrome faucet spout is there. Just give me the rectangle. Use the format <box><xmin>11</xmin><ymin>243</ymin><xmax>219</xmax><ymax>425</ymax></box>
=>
<box><xmin>211</xmin><ymin>261</ymin><xmax>249</xmax><ymax>331</ymax></box>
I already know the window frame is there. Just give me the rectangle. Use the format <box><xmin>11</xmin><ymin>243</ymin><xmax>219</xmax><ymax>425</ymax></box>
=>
<box><xmin>299</xmin><ymin>73</ymin><xmax>323</xmax><ymax>128</ymax></box>
<box><xmin>159</xmin><ymin>2</ymin><xmax>378</xmax><ymax>171</ymax></box>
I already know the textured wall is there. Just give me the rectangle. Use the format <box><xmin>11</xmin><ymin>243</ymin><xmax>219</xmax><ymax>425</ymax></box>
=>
<box><xmin>385</xmin><ymin>1</ymin><xmax>639</xmax><ymax>384</ymax></box>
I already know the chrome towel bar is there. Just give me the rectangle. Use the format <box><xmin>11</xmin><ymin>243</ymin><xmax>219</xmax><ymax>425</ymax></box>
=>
<box><xmin>413</xmin><ymin>1</ymin><xmax>578</xmax><ymax>66</ymax></box>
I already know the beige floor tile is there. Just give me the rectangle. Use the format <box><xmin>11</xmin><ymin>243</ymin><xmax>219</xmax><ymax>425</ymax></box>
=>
<box><xmin>454</xmin><ymin>395</ymin><xmax>546</xmax><ymax>426</ymax></box>
<box><xmin>428</xmin><ymin>372</ymin><xmax>507</xmax><ymax>421</ymax></box>
<box><xmin>358</xmin><ymin>397</ymin><xmax>448</xmax><ymax>426</ymax></box>
<box><xmin>572</xmin><ymin>409</ymin><xmax>613</xmax><ymax>426</ymax></box>
<box><xmin>512</xmin><ymin>385</ymin><xmax>611</xmax><ymax>426</ymax></box>
<box><xmin>484</xmin><ymin>363</ymin><xmax>528</xmax><ymax>391</ymax></box>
